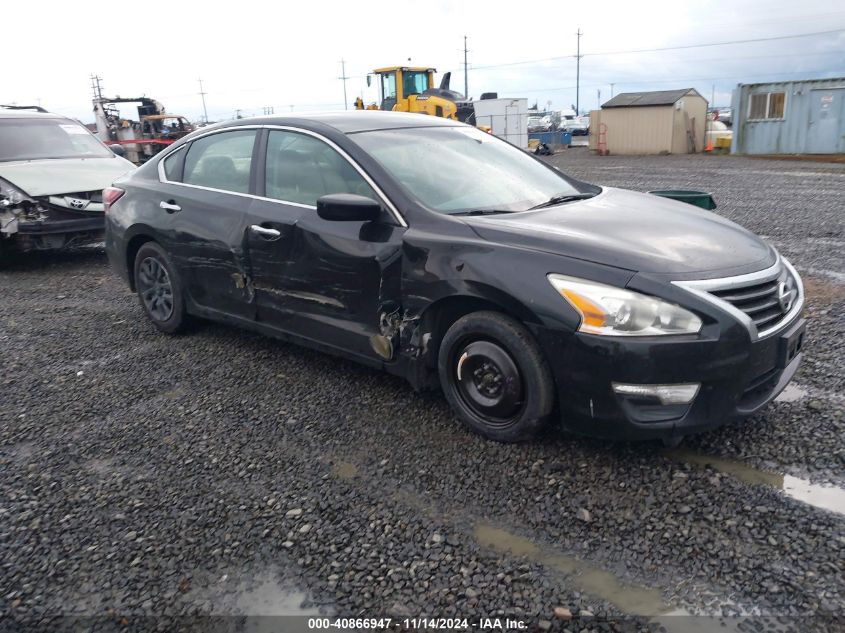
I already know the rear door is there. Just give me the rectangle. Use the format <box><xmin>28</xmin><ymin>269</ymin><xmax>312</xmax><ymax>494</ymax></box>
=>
<box><xmin>245</xmin><ymin>127</ymin><xmax>405</xmax><ymax>360</ymax></box>
<box><xmin>160</xmin><ymin>128</ymin><xmax>259</xmax><ymax>319</ymax></box>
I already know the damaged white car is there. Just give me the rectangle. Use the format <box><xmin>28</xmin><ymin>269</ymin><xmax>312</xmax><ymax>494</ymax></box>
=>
<box><xmin>0</xmin><ymin>106</ymin><xmax>135</xmax><ymax>260</ymax></box>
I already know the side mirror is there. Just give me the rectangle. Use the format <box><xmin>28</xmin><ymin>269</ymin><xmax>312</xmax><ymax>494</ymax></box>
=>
<box><xmin>317</xmin><ymin>193</ymin><xmax>382</xmax><ymax>222</ymax></box>
<box><xmin>108</xmin><ymin>143</ymin><xmax>126</xmax><ymax>157</ymax></box>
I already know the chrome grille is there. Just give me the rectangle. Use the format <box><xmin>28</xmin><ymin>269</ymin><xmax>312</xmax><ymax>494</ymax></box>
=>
<box><xmin>709</xmin><ymin>267</ymin><xmax>796</xmax><ymax>331</ymax></box>
<box><xmin>672</xmin><ymin>254</ymin><xmax>804</xmax><ymax>340</ymax></box>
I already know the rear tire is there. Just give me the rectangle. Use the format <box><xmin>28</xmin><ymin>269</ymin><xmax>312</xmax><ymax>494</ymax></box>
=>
<box><xmin>438</xmin><ymin>311</ymin><xmax>554</xmax><ymax>442</ymax></box>
<box><xmin>133</xmin><ymin>241</ymin><xmax>187</xmax><ymax>334</ymax></box>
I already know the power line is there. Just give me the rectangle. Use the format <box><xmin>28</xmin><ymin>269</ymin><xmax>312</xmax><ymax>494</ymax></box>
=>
<box><xmin>145</xmin><ymin>46</ymin><xmax>843</xmax><ymax>105</ymax></box>
<box><xmin>509</xmin><ymin>67</ymin><xmax>842</xmax><ymax>95</ymax></box>
<box><xmin>588</xmin><ymin>27</ymin><xmax>845</xmax><ymax>56</ymax></box>
<box><xmin>477</xmin><ymin>48</ymin><xmax>845</xmax><ymax>75</ymax></box>
<box><xmin>470</xmin><ymin>28</ymin><xmax>845</xmax><ymax>70</ymax></box>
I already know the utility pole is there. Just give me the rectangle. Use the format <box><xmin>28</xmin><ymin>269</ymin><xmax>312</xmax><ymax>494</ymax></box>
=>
<box><xmin>597</xmin><ymin>89</ymin><xmax>601</xmax><ymax>109</ymax></box>
<box><xmin>575</xmin><ymin>28</ymin><xmax>582</xmax><ymax>115</ymax></box>
<box><xmin>339</xmin><ymin>59</ymin><xmax>349</xmax><ymax>110</ymax></box>
<box><xmin>610</xmin><ymin>83</ymin><xmax>615</xmax><ymax>98</ymax></box>
<box><xmin>198</xmin><ymin>79</ymin><xmax>209</xmax><ymax>123</ymax></box>
<box><xmin>90</xmin><ymin>75</ymin><xmax>104</xmax><ymax>101</ymax></box>
<box><xmin>711</xmin><ymin>83</ymin><xmax>716</xmax><ymax>106</ymax></box>
<box><xmin>463</xmin><ymin>35</ymin><xmax>469</xmax><ymax>98</ymax></box>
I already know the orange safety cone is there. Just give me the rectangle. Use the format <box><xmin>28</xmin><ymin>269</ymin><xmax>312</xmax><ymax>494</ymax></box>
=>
<box><xmin>705</xmin><ymin>137</ymin><xmax>713</xmax><ymax>152</ymax></box>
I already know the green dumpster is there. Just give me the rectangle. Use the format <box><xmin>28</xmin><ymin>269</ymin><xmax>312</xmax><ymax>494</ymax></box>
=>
<box><xmin>648</xmin><ymin>190</ymin><xmax>717</xmax><ymax>210</ymax></box>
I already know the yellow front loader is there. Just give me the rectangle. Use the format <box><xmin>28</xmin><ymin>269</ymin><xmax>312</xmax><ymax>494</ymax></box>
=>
<box><xmin>355</xmin><ymin>66</ymin><xmax>473</xmax><ymax>121</ymax></box>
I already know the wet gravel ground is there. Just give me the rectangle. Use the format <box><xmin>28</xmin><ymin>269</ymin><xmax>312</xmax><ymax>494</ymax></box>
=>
<box><xmin>1</xmin><ymin>153</ymin><xmax>843</xmax><ymax>632</ymax></box>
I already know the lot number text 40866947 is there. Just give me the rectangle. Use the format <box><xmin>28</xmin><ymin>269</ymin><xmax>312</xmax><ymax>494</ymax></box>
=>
<box><xmin>307</xmin><ymin>617</ymin><xmax>528</xmax><ymax>630</ymax></box>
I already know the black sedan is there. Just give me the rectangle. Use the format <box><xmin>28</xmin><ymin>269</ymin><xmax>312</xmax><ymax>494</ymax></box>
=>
<box><xmin>104</xmin><ymin>112</ymin><xmax>805</xmax><ymax>444</ymax></box>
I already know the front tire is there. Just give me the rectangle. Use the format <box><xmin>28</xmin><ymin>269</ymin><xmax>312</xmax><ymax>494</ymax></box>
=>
<box><xmin>438</xmin><ymin>311</ymin><xmax>554</xmax><ymax>442</ymax></box>
<box><xmin>133</xmin><ymin>241</ymin><xmax>187</xmax><ymax>334</ymax></box>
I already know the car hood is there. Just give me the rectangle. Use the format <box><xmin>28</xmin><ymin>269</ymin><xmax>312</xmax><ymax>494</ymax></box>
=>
<box><xmin>0</xmin><ymin>156</ymin><xmax>135</xmax><ymax>196</ymax></box>
<box><xmin>463</xmin><ymin>187</ymin><xmax>775</xmax><ymax>277</ymax></box>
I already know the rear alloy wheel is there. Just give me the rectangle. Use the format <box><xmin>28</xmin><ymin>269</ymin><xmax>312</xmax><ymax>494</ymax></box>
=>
<box><xmin>138</xmin><ymin>257</ymin><xmax>173</xmax><ymax>321</ymax></box>
<box><xmin>438</xmin><ymin>311</ymin><xmax>554</xmax><ymax>442</ymax></box>
<box><xmin>134</xmin><ymin>242</ymin><xmax>187</xmax><ymax>334</ymax></box>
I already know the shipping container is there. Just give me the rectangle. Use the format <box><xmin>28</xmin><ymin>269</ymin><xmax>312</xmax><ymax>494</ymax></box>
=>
<box><xmin>731</xmin><ymin>78</ymin><xmax>845</xmax><ymax>155</ymax></box>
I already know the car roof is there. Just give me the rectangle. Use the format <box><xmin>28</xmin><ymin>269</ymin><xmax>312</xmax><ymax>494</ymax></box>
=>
<box><xmin>205</xmin><ymin>111</ymin><xmax>465</xmax><ymax>134</ymax></box>
<box><xmin>0</xmin><ymin>108</ymin><xmax>71</xmax><ymax>120</ymax></box>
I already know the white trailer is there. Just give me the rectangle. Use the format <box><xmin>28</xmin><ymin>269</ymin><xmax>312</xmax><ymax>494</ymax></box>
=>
<box><xmin>472</xmin><ymin>98</ymin><xmax>528</xmax><ymax>149</ymax></box>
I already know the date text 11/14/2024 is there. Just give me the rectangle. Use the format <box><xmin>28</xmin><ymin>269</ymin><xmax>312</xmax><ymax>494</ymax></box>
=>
<box><xmin>307</xmin><ymin>617</ymin><xmax>529</xmax><ymax>630</ymax></box>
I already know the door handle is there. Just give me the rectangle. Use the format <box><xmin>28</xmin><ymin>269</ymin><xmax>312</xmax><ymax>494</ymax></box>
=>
<box><xmin>159</xmin><ymin>200</ymin><xmax>181</xmax><ymax>213</ymax></box>
<box><xmin>249</xmin><ymin>224</ymin><xmax>282</xmax><ymax>239</ymax></box>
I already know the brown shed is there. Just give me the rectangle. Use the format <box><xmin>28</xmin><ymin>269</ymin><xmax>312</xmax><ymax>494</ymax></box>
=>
<box><xmin>589</xmin><ymin>88</ymin><xmax>707</xmax><ymax>154</ymax></box>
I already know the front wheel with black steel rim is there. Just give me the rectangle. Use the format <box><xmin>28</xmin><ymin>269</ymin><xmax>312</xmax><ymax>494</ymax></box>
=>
<box><xmin>133</xmin><ymin>241</ymin><xmax>187</xmax><ymax>334</ymax></box>
<box><xmin>438</xmin><ymin>311</ymin><xmax>554</xmax><ymax>442</ymax></box>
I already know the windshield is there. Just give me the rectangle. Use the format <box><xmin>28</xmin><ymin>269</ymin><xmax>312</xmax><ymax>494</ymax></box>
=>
<box><xmin>0</xmin><ymin>118</ymin><xmax>113</xmax><ymax>162</ymax></box>
<box><xmin>351</xmin><ymin>126</ymin><xmax>583</xmax><ymax>213</ymax></box>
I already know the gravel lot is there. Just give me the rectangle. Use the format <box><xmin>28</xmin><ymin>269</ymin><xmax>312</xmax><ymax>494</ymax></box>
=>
<box><xmin>1</xmin><ymin>153</ymin><xmax>843</xmax><ymax>632</ymax></box>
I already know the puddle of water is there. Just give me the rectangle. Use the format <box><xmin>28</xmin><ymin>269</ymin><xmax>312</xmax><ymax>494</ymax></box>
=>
<box><xmin>782</xmin><ymin>477</ymin><xmax>845</xmax><ymax>514</ymax></box>
<box><xmin>332</xmin><ymin>461</ymin><xmax>358</xmax><ymax>479</ymax></box>
<box><xmin>474</xmin><ymin>523</ymin><xmax>667</xmax><ymax>615</ymax></box>
<box><xmin>189</xmin><ymin>569</ymin><xmax>325</xmax><ymax>624</ymax></box>
<box><xmin>652</xmin><ymin>610</ymin><xmax>745</xmax><ymax>633</ymax></box>
<box><xmin>475</xmin><ymin>524</ymin><xmax>540</xmax><ymax>557</ymax></box>
<box><xmin>774</xmin><ymin>383</ymin><xmax>807</xmax><ymax>403</ymax></box>
<box><xmin>666</xmin><ymin>450</ymin><xmax>845</xmax><ymax>516</ymax></box>
<box><xmin>233</xmin><ymin>577</ymin><xmax>320</xmax><ymax>616</ymax></box>
<box><xmin>226</xmin><ymin>573</ymin><xmax>324</xmax><ymax>633</ymax></box>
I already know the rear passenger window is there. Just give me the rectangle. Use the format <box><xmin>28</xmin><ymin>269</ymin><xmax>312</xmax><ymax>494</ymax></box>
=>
<box><xmin>162</xmin><ymin>147</ymin><xmax>185</xmax><ymax>182</ymax></box>
<box><xmin>265</xmin><ymin>130</ymin><xmax>377</xmax><ymax>206</ymax></box>
<box><xmin>183</xmin><ymin>130</ymin><xmax>256</xmax><ymax>194</ymax></box>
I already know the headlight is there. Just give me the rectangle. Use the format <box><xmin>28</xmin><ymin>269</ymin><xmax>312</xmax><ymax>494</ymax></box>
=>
<box><xmin>0</xmin><ymin>177</ymin><xmax>31</xmax><ymax>208</ymax></box>
<box><xmin>548</xmin><ymin>274</ymin><xmax>702</xmax><ymax>336</ymax></box>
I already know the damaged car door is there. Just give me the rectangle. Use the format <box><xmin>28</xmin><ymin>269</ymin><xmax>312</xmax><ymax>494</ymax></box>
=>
<box><xmin>246</xmin><ymin>128</ymin><xmax>405</xmax><ymax>362</ymax></box>
<box><xmin>162</xmin><ymin>129</ymin><xmax>258</xmax><ymax>319</ymax></box>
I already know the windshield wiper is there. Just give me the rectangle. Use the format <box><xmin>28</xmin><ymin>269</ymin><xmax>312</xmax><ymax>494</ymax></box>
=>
<box><xmin>529</xmin><ymin>192</ymin><xmax>597</xmax><ymax>210</ymax></box>
<box><xmin>448</xmin><ymin>209</ymin><xmax>516</xmax><ymax>216</ymax></box>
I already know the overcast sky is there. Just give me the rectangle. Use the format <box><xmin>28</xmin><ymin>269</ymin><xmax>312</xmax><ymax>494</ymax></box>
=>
<box><xmin>4</xmin><ymin>0</ymin><xmax>844</xmax><ymax>122</ymax></box>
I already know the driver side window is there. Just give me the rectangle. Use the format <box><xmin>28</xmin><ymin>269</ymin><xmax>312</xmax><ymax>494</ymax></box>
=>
<box><xmin>264</xmin><ymin>130</ymin><xmax>378</xmax><ymax>207</ymax></box>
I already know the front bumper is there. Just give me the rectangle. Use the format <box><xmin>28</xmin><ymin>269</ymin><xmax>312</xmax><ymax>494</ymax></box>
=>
<box><xmin>3</xmin><ymin>214</ymin><xmax>104</xmax><ymax>252</ymax></box>
<box><xmin>530</xmin><ymin>315</ymin><xmax>806</xmax><ymax>441</ymax></box>
<box><xmin>17</xmin><ymin>216</ymin><xmax>104</xmax><ymax>235</ymax></box>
